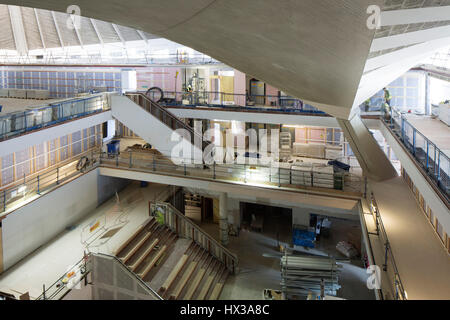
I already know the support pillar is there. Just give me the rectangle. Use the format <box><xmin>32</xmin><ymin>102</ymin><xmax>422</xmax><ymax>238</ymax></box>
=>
<box><xmin>338</xmin><ymin>115</ymin><xmax>397</xmax><ymax>181</ymax></box>
<box><xmin>219</xmin><ymin>192</ymin><xmax>229</xmax><ymax>246</ymax></box>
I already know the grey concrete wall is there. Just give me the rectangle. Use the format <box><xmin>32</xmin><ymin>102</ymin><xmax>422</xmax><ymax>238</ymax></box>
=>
<box><xmin>2</xmin><ymin>170</ymin><xmax>99</xmax><ymax>271</ymax></box>
<box><xmin>1</xmin><ymin>169</ymin><xmax>130</xmax><ymax>272</ymax></box>
<box><xmin>292</xmin><ymin>208</ymin><xmax>310</xmax><ymax>228</ymax></box>
<box><xmin>227</xmin><ymin>198</ymin><xmax>241</xmax><ymax>228</ymax></box>
<box><xmin>97</xmin><ymin>174</ymin><xmax>130</xmax><ymax>206</ymax></box>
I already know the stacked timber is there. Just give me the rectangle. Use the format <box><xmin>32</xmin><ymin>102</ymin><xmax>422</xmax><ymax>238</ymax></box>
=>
<box><xmin>280</xmin><ymin>254</ymin><xmax>341</xmax><ymax>298</ymax></box>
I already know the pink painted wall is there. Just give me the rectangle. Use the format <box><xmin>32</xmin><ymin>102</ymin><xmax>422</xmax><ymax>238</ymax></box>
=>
<box><xmin>234</xmin><ymin>70</ymin><xmax>246</xmax><ymax>105</ymax></box>
<box><xmin>136</xmin><ymin>67</ymin><xmax>182</xmax><ymax>92</ymax></box>
<box><xmin>266</xmin><ymin>84</ymin><xmax>279</xmax><ymax>96</ymax></box>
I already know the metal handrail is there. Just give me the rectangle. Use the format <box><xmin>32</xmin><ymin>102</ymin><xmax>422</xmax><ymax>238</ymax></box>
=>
<box><xmin>0</xmin><ymin>93</ymin><xmax>110</xmax><ymax>142</ymax></box>
<box><xmin>0</xmin><ymin>149</ymin><xmax>101</xmax><ymax>214</ymax></box>
<box><xmin>36</xmin><ymin>252</ymin><xmax>162</xmax><ymax>300</ymax></box>
<box><xmin>383</xmin><ymin>107</ymin><xmax>449</xmax><ymax>201</ymax></box>
<box><xmin>152</xmin><ymin>201</ymin><xmax>238</xmax><ymax>274</ymax></box>
<box><xmin>125</xmin><ymin>92</ymin><xmax>208</xmax><ymax>150</ymax></box>
<box><xmin>142</xmin><ymin>90</ymin><xmax>325</xmax><ymax>114</ymax></box>
<box><xmin>92</xmin><ymin>253</ymin><xmax>163</xmax><ymax>300</ymax></box>
<box><xmin>370</xmin><ymin>194</ymin><xmax>407</xmax><ymax>300</ymax></box>
<box><xmin>36</xmin><ymin>255</ymin><xmax>88</xmax><ymax>300</ymax></box>
<box><xmin>99</xmin><ymin>152</ymin><xmax>363</xmax><ymax>195</ymax></box>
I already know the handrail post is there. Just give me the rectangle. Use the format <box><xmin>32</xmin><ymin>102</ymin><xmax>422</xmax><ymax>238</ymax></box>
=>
<box><xmin>213</xmin><ymin>161</ymin><xmax>216</xmax><ymax>179</ymax></box>
<box><xmin>375</xmin><ymin>209</ymin><xmax>380</xmax><ymax>235</ymax></box>
<box><xmin>278</xmin><ymin>167</ymin><xmax>281</xmax><ymax>187</ymax></box>
<box><xmin>3</xmin><ymin>190</ymin><xmax>6</xmax><ymax>212</ymax></box>
<box><xmin>129</xmin><ymin>152</ymin><xmax>132</xmax><ymax>168</ymax></box>
<box><xmin>434</xmin><ymin>147</ymin><xmax>437</xmax><ymax>177</ymax></box>
<box><xmin>401</xmin><ymin>118</ymin><xmax>405</xmax><ymax>142</ymax></box>
<box><xmin>56</xmin><ymin>167</ymin><xmax>60</xmax><ymax>185</ymax></box>
<box><xmin>289</xmin><ymin>166</ymin><xmax>292</xmax><ymax>185</ymax></box>
<box><xmin>437</xmin><ymin>152</ymin><xmax>441</xmax><ymax>181</ymax></box>
<box><xmin>37</xmin><ymin>175</ymin><xmax>40</xmax><ymax>195</ymax></box>
<box><xmin>383</xmin><ymin>241</ymin><xmax>389</xmax><ymax>272</ymax></box>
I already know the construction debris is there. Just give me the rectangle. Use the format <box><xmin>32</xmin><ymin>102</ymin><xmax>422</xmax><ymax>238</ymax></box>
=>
<box><xmin>280</xmin><ymin>253</ymin><xmax>342</xmax><ymax>299</ymax></box>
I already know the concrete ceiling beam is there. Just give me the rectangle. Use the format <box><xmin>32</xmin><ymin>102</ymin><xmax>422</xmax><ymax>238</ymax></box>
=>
<box><xmin>380</xmin><ymin>6</ymin><xmax>450</xmax><ymax>26</ymax></box>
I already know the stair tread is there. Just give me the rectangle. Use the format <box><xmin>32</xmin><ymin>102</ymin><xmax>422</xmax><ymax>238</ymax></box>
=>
<box><xmin>170</xmin><ymin>261</ymin><xmax>199</xmax><ymax>299</ymax></box>
<box><xmin>160</xmin><ymin>254</ymin><xmax>190</xmax><ymax>293</ymax></box>
<box><xmin>183</xmin><ymin>267</ymin><xmax>207</xmax><ymax>300</ymax></box>
<box><xmin>208</xmin><ymin>281</ymin><xmax>226</xmax><ymax>300</ymax></box>
<box><xmin>122</xmin><ymin>231</ymin><xmax>155</xmax><ymax>264</ymax></box>
<box><xmin>196</xmin><ymin>274</ymin><xmax>215</xmax><ymax>300</ymax></box>
<box><xmin>115</xmin><ymin>217</ymin><xmax>154</xmax><ymax>257</ymax></box>
<box><xmin>139</xmin><ymin>244</ymin><xmax>169</xmax><ymax>278</ymax></box>
<box><xmin>130</xmin><ymin>237</ymin><xmax>160</xmax><ymax>271</ymax></box>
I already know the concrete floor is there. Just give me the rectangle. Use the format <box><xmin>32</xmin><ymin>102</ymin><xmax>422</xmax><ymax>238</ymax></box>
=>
<box><xmin>0</xmin><ymin>98</ymin><xmax>62</xmax><ymax>115</ymax></box>
<box><xmin>0</xmin><ymin>181</ymin><xmax>169</xmax><ymax>299</ymax></box>
<box><xmin>405</xmin><ymin>114</ymin><xmax>450</xmax><ymax>157</ymax></box>
<box><xmin>201</xmin><ymin>212</ymin><xmax>374</xmax><ymax>300</ymax></box>
<box><xmin>371</xmin><ymin>177</ymin><xmax>450</xmax><ymax>300</ymax></box>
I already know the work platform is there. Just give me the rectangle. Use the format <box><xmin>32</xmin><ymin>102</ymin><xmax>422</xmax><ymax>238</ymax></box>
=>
<box><xmin>404</xmin><ymin>114</ymin><xmax>450</xmax><ymax>157</ymax></box>
<box><xmin>370</xmin><ymin>177</ymin><xmax>450</xmax><ymax>300</ymax></box>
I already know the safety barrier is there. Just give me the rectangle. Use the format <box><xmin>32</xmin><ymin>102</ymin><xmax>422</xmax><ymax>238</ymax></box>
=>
<box><xmin>125</xmin><ymin>93</ymin><xmax>208</xmax><ymax>150</ymax></box>
<box><xmin>385</xmin><ymin>108</ymin><xmax>449</xmax><ymax>201</ymax></box>
<box><xmin>36</xmin><ymin>252</ymin><xmax>162</xmax><ymax>300</ymax></box>
<box><xmin>368</xmin><ymin>193</ymin><xmax>407</xmax><ymax>300</ymax></box>
<box><xmin>150</xmin><ymin>201</ymin><xmax>238</xmax><ymax>274</ymax></box>
<box><xmin>0</xmin><ymin>93</ymin><xmax>111</xmax><ymax>141</ymax></box>
<box><xmin>99</xmin><ymin>151</ymin><xmax>363</xmax><ymax>195</ymax></box>
<box><xmin>143</xmin><ymin>90</ymin><xmax>326</xmax><ymax>114</ymax></box>
<box><xmin>0</xmin><ymin>149</ymin><xmax>100</xmax><ymax>215</ymax></box>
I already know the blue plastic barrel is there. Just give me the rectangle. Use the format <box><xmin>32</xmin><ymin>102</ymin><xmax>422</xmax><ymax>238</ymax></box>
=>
<box><xmin>107</xmin><ymin>140</ymin><xmax>120</xmax><ymax>155</ymax></box>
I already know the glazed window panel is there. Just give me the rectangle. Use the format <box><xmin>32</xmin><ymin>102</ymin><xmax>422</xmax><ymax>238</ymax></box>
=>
<box><xmin>35</xmin><ymin>143</ymin><xmax>47</xmax><ymax>171</ymax></box>
<box><xmin>1</xmin><ymin>154</ymin><xmax>14</xmax><ymax>186</ymax></box>
<box><xmin>49</xmin><ymin>139</ymin><xmax>58</xmax><ymax>166</ymax></box>
<box><xmin>14</xmin><ymin>148</ymin><xmax>31</xmax><ymax>180</ymax></box>
<box><xmin>60</xmin><ymin>135</ymin><xmax>69</xmax><ymax>161</ymax></box>
<box><xmin>83</xmin><ymin>128</ymin><xmax>88</xmax><ymax>151</ymax></box>
<box><xmin>436</xmin><ymin>220</ymin><xmax>444</xmax><ymax>243</ymax></box>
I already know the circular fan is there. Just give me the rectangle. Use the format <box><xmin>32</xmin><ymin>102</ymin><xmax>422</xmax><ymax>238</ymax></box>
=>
<box><xmin>145</xmin><ymin>87</ymin><xmax>164</xmax><ymax>103</ymax></box>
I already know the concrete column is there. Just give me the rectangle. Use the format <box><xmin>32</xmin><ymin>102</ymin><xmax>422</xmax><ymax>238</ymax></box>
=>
<box><xmin>338</xmin><ymin>116</ymin><xmax>397</xmax><ymax>182</ymax></box>
<box><xmin>219</xmin><ymin>192</ymin><xmax>229</xmax><ymax>246</ymax></box>
<box><xmin>227</xmin><ymin>198</ymin><xmax>241</xmax><ymax>228</ymax></box>
<box><xmin>292</xmin><ymin>207</ymin><xmax>310</xmax><ymax>228</ymax></box>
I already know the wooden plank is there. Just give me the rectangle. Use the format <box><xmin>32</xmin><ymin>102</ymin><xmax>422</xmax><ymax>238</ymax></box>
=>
<box><xmin>122</xmin><ymin>232</ymin><xmax>153</xmax><ymax>265</ymax></box>
<box><xmin>208</xmin><ymin>281</ymin><xmax>226</xmax><ymax>300</ymax></box>
<box><xmin>130</xmin><ymin>237</ymin><xmax>160</xmax><ymax>271</ymax></box>
<box><xmin>197</xmin><ymin>275</ymin><xmax>215</xmax><ymax>300</ymax></box>
<box><xmin>160</xmin><ymin>254</ymin><xmax>189</xmax><ymax>293</ymax></box>
<box><xmin>139</xmin><ymin>244</ymin><xmax>168</xmax><ymax>278</ymax></box>
<box><xmin>0</xmin><ymin>223</ymin><xmax>3</xmax><ymax>274</ymax></box>
<box><xmin>170</xmin><ymin>261</ymin><xmax>198</xmax><ymax>300</ymax></box>
<box><xmin>183</xmin><ymin>268</ymin><xmax>207</xmax><ymax>300</ymax></box>
<box><xmin>115</xmin><ymin>217</ymin><xmax>154</xmax><ymax>256</ymax></box>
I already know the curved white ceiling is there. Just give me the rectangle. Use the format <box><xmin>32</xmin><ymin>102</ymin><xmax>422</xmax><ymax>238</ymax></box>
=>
<box><xmin>1</xmin><ymin>1</ymin><xmax>449</xmax><ymax>119</ymax></box>
<box><xmin>0</xmin><ymin>4</ymin><xmax>158</xmax><ymax>51</ymax></box>
<box><xmin>0</xmin><ymin>0</ymin><xmax>383</xmax><ymax>119</ymax></box>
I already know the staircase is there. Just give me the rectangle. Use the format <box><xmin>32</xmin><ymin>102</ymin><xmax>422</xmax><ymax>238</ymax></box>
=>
<box><xmin>114</xmin><ymin>215</ymin><xmax>232</xmax><ymax>300</ymax></box>
<box><xmin>111</xmin><ymin>93</ymin><xmax>208</xmax><ymax>161</ymax></box>
<box><xmin>115</xmin><ymin>217</ymin><xmax>178</xmax><ymax>280</ymax></box>
<box><xmin>157</xmin><ymin>242</ymin><xmax>229</xmax><ymax>300</ymax></box>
